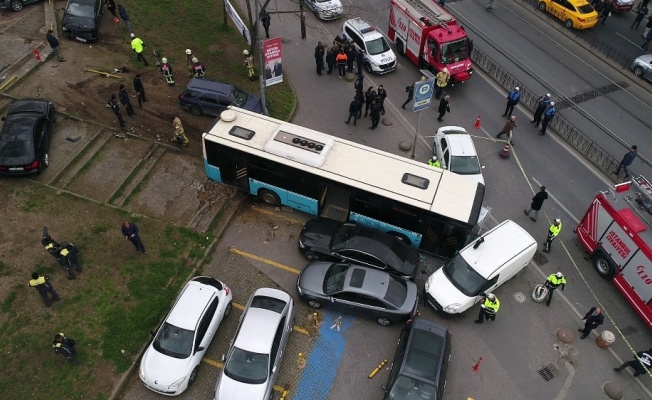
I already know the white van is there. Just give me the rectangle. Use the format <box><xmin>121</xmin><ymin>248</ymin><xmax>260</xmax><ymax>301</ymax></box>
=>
<box><xmin>424</xmin><ymin>220</ymin><xmax>536</xmax><ymax>315</ymax></box>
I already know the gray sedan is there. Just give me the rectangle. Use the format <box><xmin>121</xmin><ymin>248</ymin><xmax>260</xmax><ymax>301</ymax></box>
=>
<box><xmin>296</xmin><ymin>262</ymin><xmax>419</xmax><ymax>326</ymax></box>
<box><xmin>632</xmin><ymin>54</ymin><xmax>652</xmax><ymax>83</ymax></box>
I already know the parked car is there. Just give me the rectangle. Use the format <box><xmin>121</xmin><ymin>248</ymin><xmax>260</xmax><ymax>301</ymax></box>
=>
<box><xmin>61</xmin><ymin>0</ymin><xmax>103</xmax><ymax>42</ymax></box>
<box><xmin>296</xmin><ymin>262</ymin><xmax>419</xmax><ymax>326</ymax></box>
<box><xmin>537</xmin><ymin>0</ymin><xmax>598</xmax><ymax>29</ymax></box>
<box><xmin>214</xmin><ymin>288</ymin><xmax>295</xmax><ymax>400</ymax></box>
<box><xmin>342</xmin><ymin>18</ymin><xmax>396</xmax><ymax>74</ymax></box>
<box><xmin>305</xmin><ymin>0</ymin><xmax>343</xmax><ymax>20</ymax></box>
<box><xmin>0</xmin><ymin>0</ymin><xmax>40</xmax><ymax>11</ymax></box>
<box><xmin>632</xmin><ymin>54</ymin><xmax>652</xmax><ymax>83</ymax></box>
<box><xmin>298</xmin><ymin>217</ymin><xmax>419</xmax><ymax>279</ymax></box>
<box><xmin>178</xmin><ymin>78</ymin><xmax>263</xmax><ymax>117</ymax></box>
<box><xmin>139</xmin><ymin>276</ymin><xmax>232</xmax><ymax>396</ymax></box>
<box><xmin>611</xmin><ymin>0</ymin><xmax>634</xmax><ymax>12</ymax></box>
<box><xmin>0</xmin><ymin>99</ymin><xmax>55</xmax><ymax>176</ymax></box>
<box><xmin>433</xmin><ymin>126</ymin><xmax>485</xmax><ymax>187</ymax></box>
<box><xmin>383</xmin><ymin>318</ymin><xmax>451</xmax><ymax>400</ymax></box>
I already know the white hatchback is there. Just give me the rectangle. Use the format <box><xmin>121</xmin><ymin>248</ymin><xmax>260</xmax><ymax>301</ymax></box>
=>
<box><xmin>139</xmin><ymin>276</ymin><xmax>232</xmax><ymax>396</ymax></box>
<box><xmin>433</xmin><ymin>126</ymin><xmax>485</xmax><ymax>187</ymax></box>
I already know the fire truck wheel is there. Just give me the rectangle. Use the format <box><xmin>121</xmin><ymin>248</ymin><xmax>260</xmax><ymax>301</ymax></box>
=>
<box><xmin>396</xmin><ymin>40</ymin><xmax>405</xmax><ymax>56</ymax></box>
<box><xmin>593</xmin><ymin>253</ymin><xmax>616</xmax><ymax>280</ymax></box>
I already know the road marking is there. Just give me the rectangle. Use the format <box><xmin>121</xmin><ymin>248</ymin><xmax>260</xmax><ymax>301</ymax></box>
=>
<box><xmin>616</xmin><ymin>32</ymin><xmax>643</xmax><ymax>49</ymax></box>
<box><xmin>251</xmin><ymin>205</ymin><xmax>304</xmax><ymax>224</ymax></box>
<box><xmin>229</xmin><ymin>247</ymin><xmax>301</xmax><ymax>275</ymax></box>
<box><xmin>232</xmin><ymin>302</ymin><xmax>245</xmax><ymax>311</ymax></box>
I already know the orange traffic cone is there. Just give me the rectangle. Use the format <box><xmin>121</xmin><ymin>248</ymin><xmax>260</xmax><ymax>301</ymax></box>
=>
<box><xmin>499</xmin><ymin>143</ymin><xmax>511</xmax><ymax>158</ymax></box>
<box><xmin>474</xmin><ymin>115</ymin><xmax>481</xmax><ymax>129</ymax></box>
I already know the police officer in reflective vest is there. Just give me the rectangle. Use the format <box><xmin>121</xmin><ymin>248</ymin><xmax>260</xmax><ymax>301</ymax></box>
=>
<box><xmin>58</xmin><ymin>242</ymin><xmax>82</xmax><ymax>280</ymax></box>
<box><xmin>474</xmin><ymin>293</ymin><xmax>500</xmax><ymax>323</ymax></box>
<box><xmin>29</xmin><ymin>272</ymin><xmax>60</xmax><ymax>307</ymax></box>
<box><xmin>614</xmin><ymin>349</ymin><xmax>652</xmax><ymax>377</ymax></box>
<box><xmin>543</xmin><ymin>218</ymin><xmax>562</xmax><ymax>253</ymax></box>
<box><xmin>428</xmin><ymin>156</ymin><xmax>441</xmax><ymax>168</ymax></box>
<box><xmin>53</xmin><ymin>333</ymin><xmax>77</xmax><ymax>364</ymax></box>
<box><xmin>544</xmin><ymin>272</ymin><xmax>566</xmax><ymax>306</ymax></box>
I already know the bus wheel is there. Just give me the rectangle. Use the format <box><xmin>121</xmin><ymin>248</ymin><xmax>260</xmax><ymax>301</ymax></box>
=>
<box><xmin>259</xmin><ymin>189</ymin><xmax>280</xmax><ymax>206</ymax></box>
<box><xmin>593</xmin><ymin>253</ymin><xmax>616</xmax><ymax>280</ymax></box>
<box><xmin>388</xmin><ymin>232</ymin><xmax>411</xmax><ymax>245</ymax></box>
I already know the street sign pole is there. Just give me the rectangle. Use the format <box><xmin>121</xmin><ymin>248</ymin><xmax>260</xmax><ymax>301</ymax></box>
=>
<box><xmin>409</xmin><ymin>74</ymin><xmax>435</xmax><ymax>160</ymax></box>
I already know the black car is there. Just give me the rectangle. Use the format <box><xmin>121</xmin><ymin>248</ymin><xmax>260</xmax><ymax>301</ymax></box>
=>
<box><xmin>178</xmin><ymin>78</ymin><xmax>263</xmax><ymax>117</ymax></box>
<box><xmin>0</xmin><ymin>99</ymin><xmax>56</xmax><ymax>176</ymax></box>
<box><xmin>61</xmin><ymin>0</ymin><xmax>103</xmax><ymax>42</ymax></box>
<box><xmin>383</xmin><ymin>318</ymin><xmax>451</xmax><ymax>400</ymax></box>
<box><xmin>298</xmin><ymin>217</ymin><xmax>419</xmax><ymax>279</ymax></box>
<box><xmin>0</xmin><ymin>0</ymin><xmax>41</xmax><ymax>12</ymax></box>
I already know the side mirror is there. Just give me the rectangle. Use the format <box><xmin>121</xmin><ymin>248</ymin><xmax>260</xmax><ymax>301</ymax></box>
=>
<box><xmin>150</xmin><ymin>330</ymin><xmax>156</xmax><ymax>337</ymax></box>
<box><xmin>197</xmin><ymin>346</ymin><xmax>205</xmax><ymax>352</ymax></box>
<box><xmin>221</xmin><ymin>354</ymin><xmax>226</xmax><ymax>362</ymax></box>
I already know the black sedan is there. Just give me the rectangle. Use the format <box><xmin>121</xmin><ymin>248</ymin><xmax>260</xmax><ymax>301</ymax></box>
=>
<box><xmin>296</xmin><ymin>262</ymin><xmax>419</xmax><ymax>326</ymax></box>
<box><xmin>61</xmin><ymin>0</ymin><xmax>103</xmax><ymax>42</ymax></box>
<box><xmin>298</xmin><ymin>218</ymin><xmax>419</xmax><ymax>279</ymax></box>
<box><xmin>0</xmin><ymin>99</ymin><xmax>56</xmax><ymax>176</ymax></box>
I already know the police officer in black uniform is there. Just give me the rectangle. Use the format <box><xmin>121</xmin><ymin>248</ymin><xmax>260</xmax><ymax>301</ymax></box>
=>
<box><xmin>53</xmin><ymin>333</ymin><xmax>77</xmax><ymax>364</ymax></box>
<box><xmin>108</xmin><ymin>94</ymin><xmax>125</xmax><ymax>128</ymax></box>
<box><xmin>118</xmin><ymin>84</ymin><xmax>135</xmax><ymax>117</ymax></box>
<box><xmin>29</xmin><ymin>273</ymin><xmax>60</xmax><ymax>307</ymax></box>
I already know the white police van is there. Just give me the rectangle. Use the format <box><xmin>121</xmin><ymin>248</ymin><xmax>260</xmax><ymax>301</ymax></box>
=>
<box><xmin>342</xmin><ymin>18</ymin><xmax>396</xmax><ymax>74</ymax></box>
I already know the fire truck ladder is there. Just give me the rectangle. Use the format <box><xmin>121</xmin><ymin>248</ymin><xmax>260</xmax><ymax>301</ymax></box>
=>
<box><xmin>626</xmin><ymin>175</ymin><xmax>652</xmax><ymax>220</ymax></box>
<box><xmin>406</xmin><ymin>0</ymin><xmax>450</xmax><ymax>29</ymax></box>
<box><xmin>632</xmin><ymin>175</ymin><xmax>652</xmax><ymax>203</ymax></box>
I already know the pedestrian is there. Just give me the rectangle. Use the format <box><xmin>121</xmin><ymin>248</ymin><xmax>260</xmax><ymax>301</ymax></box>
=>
<box><xmin>578</xmin><ymin>307</ymin><xmax>604</xmax><ymax>339</ymax></box>
<box><xmin>29</xmin><ymin>273</ymin><xmax>60</xmax><ymax>307</ymax></box>
<box><xmin>496</xmin><ymin>116</ymin><xmax>517</xmax><ymax>145</ymax></box>
<box><xmin>106</xmin><ymin>0</ymin><xmax>117</xmax><ymax>18</ymax></box>
<box><xmin>435</xmin><ymin>68</ymin><xmax>450</xmax><ymax>100</ymax></box>
<box><xmin>171</xmin><ymin>116</ymin><xmax>189</xmax><ymax>146</ymax></box>
<box><xmin>632</xmin><ymin>6</ymin><xmax>648</xmax><ymax>29</ymax></box>
<box><xmin>502</xmin><ymin>86</ymin><xmax>521</xmax><ymax>118</ymax></box>
<box><xmin>377</xmin><ymin>85</ymin><xmax>387</xmax><ymax>115</ymax></box>
<box><xmin>346</xmin><ymin>46</ymin><xmax>356</xmax><ymax>73</ymax></box>
<box><xmin>261</xmin><ymin>11</ymin><xmax>271</xmax><ymax>39</ymax></box>
<box><xmin>524</xmin><ymin>186</ymin><xmax>548</xmax><ymax>222</ymax></box>
<box><xmin>326</xmin><ymin>46</ymin><xmax>335</xmax><ymax>75</ymax></box>
<box><xmin>345</xmin><ymin>97</ymin><xmax>363</xmax><ymax>126</ymax></box>
<box><xmin>642</xmin><ymin>29</ymin><xmax>652</xmax><ymax>51</ymax></box>
<box><xmin>474</xmin><ymin>293</ymin><xmax>500</xmax><ymax>324</ymax></box>
<box><xmin>130</xmin><ymin>33</ymin><xmax>148</xmax><ymax>66</ymax></box>
<box><xmin>532</xmin><ymin>93</ymin><xmax>551</xmax><ymax>127</ymax></box>
<box><xmin>355</xmin><ymin>89</ymin><xmax>365</xmax><ymax>118</ymax></box>
<box><xmin>185</xmin><ymin>48</ymin><xmax>194</xmax><ymax>76</ymax></box>
<box><xmin>336</xmin><ymin>49</ymin><xmax>348</xmax><ymax>78</ymax></box>
<box><xmin>437</xmin><ymin>95</ymin><xmax>450</xmax><ymax>122</ymax></box>
<box><xmin>46</xmin><ymin>29</ymin><xmax>65</xmax><ymax>62</ymax></box>
<box><xmin>600</xmin><ymin>0</ymin><xmax>613</xmax><ymax>25</ymax></box>
<box><xmin>160</xmin><ymin>57</ymin><xmax>175</xmax><ymax>86</ymax></box>
<box><xmin>543</xmin><ymin>272</ymin><xmax>566</xmax><ymax>306</ymax></box>
<box><xmin>108</xmin><ymin>94</ymin><xmax>126</xmax><ymax>128</ymax></box>
<box><xmin>369</xmin><ymin>100</ymin><xmax>382</xmax><ymax>130</ymax></box>
<box><xmin>614</xmin><ymin>349</ymin><xmax>652</xmax><ymax>377</ymax></box>
<box><xmin>53</xmin><ymin>333</ymin><xmax>77</xmax><ymax>364</ymax></box>
<box><xmin>243</xmin><ymin>50</ymin><xmax>255</xmax><ymax>80</ymax></box>
<box><xmin>364</xmin><ymin>86</ymin><xmax>376</xmax><ymax>117</ymax></box>
<box><xmin>539</xmin><ymin>102</ymin><xmax>556</xmax><ymax>136</ymax></box>
<box><xmin>402</xmin><ymin>83</ymin><xmax>414</xmax><ymax>109</ymax></box>
<box><xmin>121</xmin><ymin>221</ymin><xmax>146</xmax><ymax>253</ymax></box>
<box><xmin>640</xmin><ymin>0</ymin><xmax>652</xmax><ymax>10</ymax></box>
<box><xmin>614</xmin><ymin>145</ymin><xmax>638</xmax><ymax>177</ymax></box>
<box><xmin>192</xmin><ymin>57</ymin><xmax>206</xmax><ymax>78</ymax></box>
<box><xmin>543</xmin><ymin>218</ymin><xmax>562</xmax><ymax>253</ymax></box>
<box><xmin>356</xmin><ymin>50</ymin><xmax>364</xmax><ymax>75</ymax></box>
<box><xmin>118</xmin><ymin>4</ymin><xmax>132</xmax><ymax>35</ymax></box>
<box><xmin>118</xmin><ymin>84</ymin><xmax>135</xmax><ymax>117</ymax></box>
<box><xmin>354</xmin><ymin>74</ymin><xmax>364</xmax><ymax>92</ymax></box>
<box><xmin>428</xmin><ymin>156</ymin><xmax>441</xmax><ymax>168</ymax></box>
<box><xmin>133</xmin><ymin>74</ymin><xmax>147</xmax><ymax>109</ymax></box>
<box><xmin>314</xmin><ymin>41</ymin><xmax>325</xmax><ymax>76</ymax></box>
<box><xmin>486</xmin><ymin>0</ymin><xmax>496</xmax><ymax>10</ymax></box>
<box><xmin>644</xmin><ymin>16</ymin><xmax>652</xmax><ymax>38</ymax></box>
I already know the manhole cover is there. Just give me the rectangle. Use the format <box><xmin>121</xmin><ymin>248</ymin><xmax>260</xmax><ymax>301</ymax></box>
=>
<box><xmin>513</xmin><ymin>291</ymin><xmax>527</xmax><ymax>303</ymax></box>
<box><xmin>533</xmin><ymin>251</ymin><xmax>549</xmax><ymax>265</ymax></box>
<box><xmin>538</xmin><ymin>363</ymin><xmax>559</xmax><ymax>382</ymax></box>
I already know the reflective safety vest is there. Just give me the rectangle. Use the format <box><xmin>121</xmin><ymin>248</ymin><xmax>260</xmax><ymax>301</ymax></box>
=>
<box><xmin>131</xmin><ymin>37</ymin><xmax>144</xmax><ymax>53</ymax></box>
<box><xmin>546</xmin><ymin>274</ymin><xmax>566</xmax><ymax>289</ymax></box>
<box><xmin>59</xmin><ymin>248</ymin><xmax>70</xmax><ymax>257</ymax></box>
<box><xmin>428</xmin><ymin>159</ymin><xmax>441</xmax><ymax>168</ymax></box>
<box><xmin>544</xmin><ymin>106</ymin><xmax>557</xmax><ymax>118</ymax></box>
<box><xmin>549</xmin><ymin>222</ymin><xmax>562</xmax><ymax>238</ymax></box>
<box><xmin>483</xmin><ymin>297</ymin><xmax>500</xmax><ymax>314</ymax></box>
<box><xmin>508</xmin><ymin>90</ymin><xmax>521</xmax><ymax>102</ymax></box>
<box><xmin>436</xmin><ymin>71</ymin><xmax>450</xmax><ymax>88</ymax></box>
<box><xmin>29</xmin><ymin>276</ymin><xmax>46</xmax><ymax>287</ymax></box>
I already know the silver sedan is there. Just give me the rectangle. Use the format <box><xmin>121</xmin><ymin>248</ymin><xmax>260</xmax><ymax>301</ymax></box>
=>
<box><xmin>632</xmin><ymin>54</ymin><xmax>652</xmax><ymax>83</ymax></box>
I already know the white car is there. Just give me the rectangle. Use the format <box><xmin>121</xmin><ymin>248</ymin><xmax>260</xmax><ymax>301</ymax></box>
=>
<box><xmin>343</xmin><ymin>18</ymin><xmax>397</xmax><ymax>74</ymax></box>
<box><xmin>214</xmin><ymin>288</ymin><xmax>295</xmax><ymax>400</ymax></box>
<box><xmin>305</xmin><ymin>0</ymin><xmax>343</xmax><ymax>20</ymax></box>
<box><xmin>433</xmin><ymin>126</ymin><xmax>485</xmax><ymax>187</ymax></box>
<box><xmin>139</xmin><ymin>276</ymin><xmax>232</xmax><ymax>396</ymax></box>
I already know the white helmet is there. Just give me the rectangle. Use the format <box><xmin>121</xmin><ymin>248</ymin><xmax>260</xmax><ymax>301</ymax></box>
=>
<box><xmin>130</xmin><ymin>33</ymin><xmax>135</xmax><ymax>38</ymax></box>
<box><xmin>486</xmin><ymin>293</ymin><xmax>495</xmax><ymax>301</ymax></box>
<box><xmin>550</xmin><ymin>102</ymin><xmax>555</xmax><ymax>106</ymax></box>
<box><xmin>161</xmin><ymin>57</ymin><xmax>168</xmax><ymax>63</ymax></box>
<box><xmin>556</xmin><ymin>272</ymin><xmax>563</xmax><ymax>278</ymax></box>
<box><xmin>185</xmin><ymin>49</ymin><xmax>192</xmax><ymax>55</ymax></box>
<box><xmin>515</xmin><ymin>86</ymin><xmax>520</xmax><ymax>91</ymax></box>
<box><xmin>546</xmin><ymin>93</ymin><xmax>551</xmax><ymax>97</ymax></box>
<box><xmin>242</xmin><ymin>49</ymin><xmax>250</xmax><ymax>56</ymax></box>
<box><xmin>555</xmin><ymin>218</ymin><xmax>561</xmax><ymax>223</ymax></box>
<box><xmin>192</xmin><ymin>57</ymin><xmax>198</xmax><ymax>63</ymax></box>
<box><xmin>432</xmin><ymin>156</ymin><xmax>437</xmax><ymax>161</ymax></box>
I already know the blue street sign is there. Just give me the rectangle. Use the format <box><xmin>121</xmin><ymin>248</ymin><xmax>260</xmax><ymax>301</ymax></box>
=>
<box><xmin>413</xmin><ymin>79</ymin><xmax>435</xmax><ymax>112</ymax></box>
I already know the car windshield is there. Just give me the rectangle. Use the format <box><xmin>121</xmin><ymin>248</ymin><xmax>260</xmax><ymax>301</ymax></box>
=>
<box><xmin>442</xmin><ymin>255</ymin><xmax>486</xmax><ymax>297</ymax></box>
<box><xmin>384</xmin><ymin>276</ymin><xmax>408</xmax><ymax>307</ymax></box>
<box><xmin>388</xmin><ymin>375</ymin><xmax>438</xmax><ymax>400</ymax></box>
<box><xmin>440</xmin><ymin>38</ymin><xmax>468</xmax><ymax>64</ymax></box>
<box><xmin>449</xmin><ymin>156</ymin><xmax>481</xmax><ymax>175</ymax></box>
<box><xmin>577</xmin><ymin>4</ymin><xmax>594</xmax><ymax>13</ymax></box>
<box><xmin>223</xmin><ymin>347</ymin><xmax>269</xmax><ymax>384</ymax></box>
<box><xmin>229</xmin><ymin>87</ymin><xmax>248</xmax><ymax>107</ymax></box>
<box><xmin>366</xmin><ymin>37</ymin><xmax>391</xmax><ymax>56</ymax></box>
<box><xmin>67</xmin><ymin>1</ymin><xmax>96</xmax><ymax>18</ymax></box>
<box><xmin>323</xmin><ymin>263</ymin><xmax>349</xmax><ymax>294</ymax></box>
<box><xmin>330</xmin><ymin>223</ymin><xmax>356</xmax><ymax>251</ymax></box>
<box><xmin>152</xmin><ymin>322</ymin><xmax>194</xmax><ymax>359</ymax></box>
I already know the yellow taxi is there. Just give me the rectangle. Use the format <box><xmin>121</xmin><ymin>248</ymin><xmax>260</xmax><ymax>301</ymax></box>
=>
<box><xmin>538</xmin><ymin>0</ymin><xmax>599</xmax><ymax>29</ymax></box>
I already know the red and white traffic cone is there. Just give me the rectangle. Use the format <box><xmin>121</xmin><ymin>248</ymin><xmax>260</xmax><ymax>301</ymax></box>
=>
<box><xmin>499</xmin><ymin>143</ymin><xmax>511</xmax><ymax>158</ymax></box>
<box><xmin>474</xmin><ymin>115</ymin><xmax>481</xmax><ymax>129</ymax></box>
<box><xmin>33</xmin><ymin>48</ymin><xmax>42</xmax><ymax>62</ymax></box>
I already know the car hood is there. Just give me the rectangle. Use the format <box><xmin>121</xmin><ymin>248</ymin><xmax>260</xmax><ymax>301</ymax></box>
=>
<box><xmin>424</xmin><ymin>268</ymin><xmax>476</xmax><ymax>314</ymax></box>
<box><xmin>298</xmin><ymin>261</ymin><xmax>330</xmax><ymax>295</ymax></box>
<box><xmin>635</xmin><ymin>54</ymin><xmax>652</xmax><ymax>65</ymax></box>
<box><xmin>61</xmin><ymin>15</ymin><xmax>96</xmax><ymax>31</ymax></box>
<box><xmin>299</xmin><ymin>218</ymin><xmax>340</xmax><ymax>250</ymax></box>
<box><xmin>140</xmin><ymin>347</ymin><xmax>192</xmax><ymax>388</ymax></box>
<box><xmin>243</xmin><ymin>94</ymin><xmax>264</xmax><ymax>114</ymax></box>
<box><xmin>215</xmin><ymin>374</ymin><xmax>268</xmax><ymax>400</ymax></box>
<box><xmin>315</xmin><ymin>0</ymin><xmax>343</xmax><ymax>11</ymax></box>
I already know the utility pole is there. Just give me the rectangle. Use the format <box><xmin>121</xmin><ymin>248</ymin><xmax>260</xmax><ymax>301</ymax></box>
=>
<box><xmin>300</xmin><ymin>0</ymin><xmax>306</xmax><ymax>39</ymax></box>
<box><xmin>254</xmin><ymin>0</ymin><xmax>269</xmax><ymax>115</ymax></box>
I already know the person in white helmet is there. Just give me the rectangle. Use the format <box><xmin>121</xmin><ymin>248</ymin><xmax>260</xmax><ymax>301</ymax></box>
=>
<box><xmin>532</xmin><ymin>93</ymin><xmax>552</xmax><ymax>127</ymax></box>
<box><xmin>185</xmin><ymin>49</ymin><xmax>194</xmax><ymax>76</ymax></box>
<box><xmin>435</xmin><ymin>68</ymin><xmax>450</xmax><ymax>100</ymax></box>
<box><xmin>544</xmin><ymin>272</ymin><xmax>566</xmax><ymax>306</ymax></box>
<box><xmin>539</xmin><ymin>101</ymin><xmax>557</xmax><ymax>136</ymax></box>
<box><xmin>160</xmin><ymin>57</ymin><xmax>174</xmax><ymax>86</ymax></box>
<box><xmin>130</xmin><ymin>33</ymin><xmax>148</xmax><ymax>66</ymax></box>
<box><xmin>543</xmin><ymin>218</ymin><xmax>562</xmax><ymax>253</ymax></box>
<box><xmin>243</xmin><ymin>49</ymin><xmax>255</xmax><ymax>79</ymax></box>
<box><xmin>191</xmin><ymin>57</ymin><xmax>205</xmax><ymax>78</ymax></box>
<box><xmin>428</xmin><ymin>156</ymin><xmax>441</xmax><ymax>168</ymax></box>
<box><xmin>502</xmin><ymin>86</ymin><xmax>521</xmax><ymax>118</ymax></box>
<box><xmin>474</xmin><ymin>293</ymin><xmax>500</xmax><ymax>324</ymax></box>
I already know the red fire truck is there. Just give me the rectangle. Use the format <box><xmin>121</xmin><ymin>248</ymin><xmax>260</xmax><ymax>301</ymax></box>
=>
<box><xmin>388</xmin><ymin>0</ymin><xmax>473</xmax><ymax>83</ymax></box>
<box><xmin>576</xmin><ymin>176</ymin><xmax>652</xmax><ymax>330</ymax></box>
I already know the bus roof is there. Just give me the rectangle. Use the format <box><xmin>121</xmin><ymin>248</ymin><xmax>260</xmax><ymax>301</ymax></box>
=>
<box><xmin>203</xmin><ymin>107</ymin><xmax>484</xmax><ymax>226</ymax></box>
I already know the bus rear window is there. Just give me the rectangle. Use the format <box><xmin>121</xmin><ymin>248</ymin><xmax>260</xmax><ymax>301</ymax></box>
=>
<box><xmin>229</xmin><ymin>126</ymin><xmax>255</xmax><ymax>140</ymax></box>
<box><xmin>401</xmin><ymin>173</ymin><xmax>429</xmax><ymax>189</ymax></box>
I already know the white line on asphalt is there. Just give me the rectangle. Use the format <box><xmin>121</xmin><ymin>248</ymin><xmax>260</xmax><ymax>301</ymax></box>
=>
<box><xmin>616</xmin><ymin>32</ymin><xmax>644</xmax><ymax>49</ymax></box>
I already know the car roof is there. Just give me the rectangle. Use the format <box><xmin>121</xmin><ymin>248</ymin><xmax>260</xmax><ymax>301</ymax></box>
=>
<box><xmin>234</xmin><ymin>307</ymin><xmax>282</xmax><ymax>354</ymax></box>
<box><xmin>187</xmin><ymin>78</ymin><xmax>231</xmax><ymax>94</ymax></box>
<box><xmin>444</xmin><ymin>133</ymin><xmax>478</xmax><ymax>158</ymax></box>
<box><xmin>636</xmin><ymin>54</ymin><xmax>652</xmax><ymax>64</ymax></box>
<box><xmin>343</xmin><ymin>265</ymin><xmax>389</xmax><ymax>296</ymax></box>
<box><xmin>399</xmin><ymin>319</ymin><xmax>449</xmax><ymax>385</ymax></box>
<box><xmin>8</xmin><ymin>99</ymin><xmax>51</xmax><ymax>116</ymax></box>
<box><xmin>344</xmin><ymin>18</ymin><xmax>383</xmax><ymax>40</ymax></box>
<box><xmin>566</xmin><ymin>0</ymin><xmax>591</xmax><ymax>6</ymax></box>
<box><xmin>166</xmin><ymin>281</ymin><xmax>217</xmax><ymax>330</ymax></box>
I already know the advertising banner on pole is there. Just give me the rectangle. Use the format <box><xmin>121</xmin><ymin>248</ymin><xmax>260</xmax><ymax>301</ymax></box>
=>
<box><xmin>225</xmin><ymin>0</ymin><xmax>251</xmax><ymax>45</ymax></box>
<box><xmin>263</xmin><ymin>37</ymin><xmax>283</xmax><ymax>87</ymax></box>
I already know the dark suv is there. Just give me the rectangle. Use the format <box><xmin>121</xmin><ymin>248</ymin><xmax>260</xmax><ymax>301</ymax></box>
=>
<box><xmin>178</xmin><ymin>78</ymin><xmax>263</xmax><ymax>117</ymax></box>
<box><xmin>383</xmin><ymin>318</ymin><xmax>451</xmax><ymax>400</ymax></box>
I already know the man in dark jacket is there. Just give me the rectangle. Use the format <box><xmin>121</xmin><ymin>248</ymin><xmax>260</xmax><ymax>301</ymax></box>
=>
<box><xmin>614</xmin><ymin>145</ymin><xmax>638</xmax><ymax>177</ymax></box>
<box><xmin>108</xmin><ymin>94</ymin><xmax>126</xmax><ymax>128</ymax></box>
<box><xmin>502</xmin><ymin>86</ymin><xmax>520</xmax><ymax>118</ymax></box>
<box><xmin>315</xmin><ymin>42</ymin><xmax>325</xmax><ymax>75</ymax></box>
<box><xmin>261</xmin><ymin>11</ymin><xmax>271</xmax><ymax>38</ymax></box>
<box><xmin>122</xmin><ymin>221</ymin><xmax>146</xmax><ymax>253</ymax></box>
<box><xmin>402</xmin><ymin>83</ymin><xmax>414</xmax><ymax>109</ymax></box>
<box><xmin>133</xmin><ymin>74</ymin><xmax>147</xmax><ymax>109</ymax></box>
<box><xmin>377</xmin><ymin>85</ymin><xmax>387</xmax><ymax>115</ymax></box>
<box><xmin>118</xmin><ymin>84</ymin><xmax>135</xmax><ymax>117</ymax></box>
<box><xmin>524</xmin><ymin>186</ymin><xmax>548</xmax><ymax>221</ymax></box>
<box><xmin>345</xmin><ymin>97</ymin><xmax>363</xmax><ymax>126</ymax></box>
<box><xmin>46</xmin><ymin>29</ymin><xmax>65</xmax><ymax>62</ymax></box>
<box><xmin>437</xmin><ymin>95</ymin><xmax>450</xmax><ymax>122</ymax></box>
<box><xmin>599</xmin><ymin>0</ymin><xmax>613</xmax><ymax>25</ymax></box>
<box><xmin>632</xmin><ymin>5</ymin><xmax>648</xmax><ymax>30</ymax></box>
<box><xmin>614</xmin><ymin>349</ymin><xmax>652</xmax><ymax>377</ymax></box>
<box><xmin>370</xmin><ymin>101</ymin><xmax>382</xmax><ymax>130</ymax></box>
<box><xmin>364</xmin><ymin>86</ymin><xmax>376</xmax><ymax>117</ymax></box>
<box><xmin>532</xmin><ymin>93</ymin><xmax>551</xmax><ymax>126</ymax></box>
<box><xmin>326</xmin><ymin>46</ymin><xmax>335</xmax><ymax>75</ymax></box>
<box><xmin>539</xmin><ymin>102</ymin><xmax>556</xmax><ymax>136</ymax></box>
<box><xmin>53</xmin><ymin>333</ymin><xmax>77</xmax><ymax>364</ymax></box>
<box><xmin>29</xmin><ymin>273</ymin><xmax>60</xmax><ymax>307</ymax></box>
<box><xmin>578</xmin><ymin>307</ymin><xmax>604</xmax><ymax>339</ymax></box>
<box><xmin>118</xmin><ymin>4</ymin><xmax>132</xmax><ymax>35</ymax></box>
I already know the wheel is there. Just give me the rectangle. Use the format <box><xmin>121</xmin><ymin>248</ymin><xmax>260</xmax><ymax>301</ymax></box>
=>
<box><xmin>538</xmin><ymin>2</ymin><xmax>546</xmax><ymax>11</ymax></box>
<box><xmin>188</xmin><ymin>366</ymin><xmax>199</xmax><ymax>386</ymax></box>
<box><xmin>634</xmin><ymin>66</ymin><xmax>644</xmax><ymax>77</ymax></box>
<box><xmin>396</xmin><ymin>40</ymin><xmax>405</xmax><ymax>56</ymax></box>
<box><xmin>36</xmin><ymin>153</ymin><xmax>49</xmax><ymax>175</ymax></box>
<box><xmin>593</xmin><ymin>253</ymin><xmax>616</xmax><ymax>280</ymax></box>
<box><xmin>224</xmin><ymin>301</ymin><xmax>232</xmax><ymax>318</ymax></box>
<box><xmin>189</xmin><ymin>105</ymin><xmax>202</xmax><ymax>116</ymax></box>
<box><xmin>365</xmin><ymin>63</ymin><xmax>373</xmax><ymax>73</ymax></box>
<box><xmin>258</xmin><ymin>188</ymin><xmax>281</xmax><ymax>206</ymax></box>
<box><xmin>304</xmin><ymin>251</ymin><xmax>321</xmax><ymax>261</ymax></box>
<box><xmin>565</xmin><ymin>19</ymin><xmax>573</xmax><ymax>29</ymax></box>
<box><xmin>10</xmin><ymin>0</ymin><xmax>23</xmax><ymax>11</ymax></box>
<box><xmin>377</xmin><ymin>317</ymin><xmax>392</xmax><ymax>326</ymax></box>
<box><xmin>307</xmin><ymin>300</ymin><xmax>322</xmax><ymax>309</ymax></box>
<box><xmin>388</xmin><ymin>232</ymin><xmax>411</xmax><ymax>245</ymax></box>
